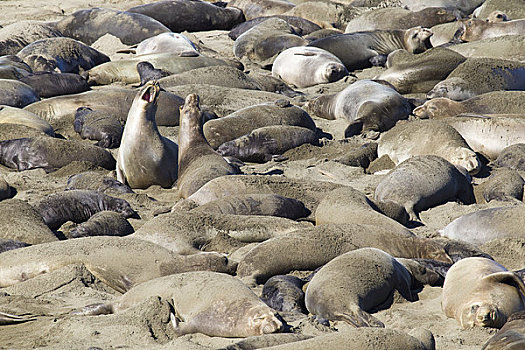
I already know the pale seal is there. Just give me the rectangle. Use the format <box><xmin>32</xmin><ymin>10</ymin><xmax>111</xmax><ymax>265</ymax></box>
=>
<box><xmin>177</xmin><ymin>93</ymin><xmax>240</xmax><ymax>198</ymax></box>
<box><xmin>374</xmin><ymin>155</ymin><xmax>475</xmax><ymax>222</ymax></box>
<box><xmin>74</xmin><ymin>107</ymin><xmax>123</xmax><ymax>148</ymax></box>
<box><xmin>459</xmin><ymin>18</ymin><xmax>525</xmax><ymax>42</ymax></box>
<box><xmin>400</xmin><ymin>0</ymin><xmax>484</xmax><ymax>14</ymax></box>
<box><xmin>0</xmin><ymin>105</ymin><xmax>54</xmax><ymax>136</ymax></box>
<box><xmin>135</xmin><ymin>32</ymin><xmax>199</xmax><ymax>56</ymax></box>
<box><xmin>228</xmin><ymin>0</ymin><xmax>294</xmax><ymax>20</ymax></box>
<box><xmin>116</xmin><ymin>81</ymin><xmax>178</xmax><ymax>189</ymax></box>
<box><xmin>305</xmin><ymin>79</ymin><xmax>412</xmax><ymax>138</ymax></box>
<box><xmin>485</xmin><ymin>10</ymin><xmax>510</xmax><ymax>23</ymax></box>
<box><xmin>442</xmin><ymin>257</ymin><xmax>525</xmax><ymax>329</ymax></box>
<box><xmin>308</xmin><ymin>27</ymin><xmax>433</xmax><ymax>71</ymax></box>
<box><xmin>271</xmin><ymin>46</ymin><xmax>348</xmax><ymax>88</ymax></box>
<box><xmin>74</xmin><ymin>271</ymin><xmax>283</xmax><ymax>337</ymax></box>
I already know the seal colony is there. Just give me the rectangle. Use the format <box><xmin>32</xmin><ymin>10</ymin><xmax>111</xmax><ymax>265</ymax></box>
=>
<box><xmin>1</xmin><ymin>0</ymin><xmax>525</xmax><ymax>349</ymax></box>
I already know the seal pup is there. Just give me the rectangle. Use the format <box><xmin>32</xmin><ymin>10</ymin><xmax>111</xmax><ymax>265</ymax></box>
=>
<box><xmin>482</xmin><ymin>310</ymin><xmax>525</xmax><ymax>349</ymax></box>
<box><xmin>271</xmin><ymin>46</ymin><xmax>348</xmax><ymax>88</ymax></box>
<box><xmin>117</xmin><ymin>80</ymin><xmax>178</xmax><ymax>189</ymax></box>
<box><xmin>305</xmin><ymin>80</ymin><xmax>412</xmax><ymax>138</ymax></box>
<box><xmin>177</xmin><ymin>93</ymin><xmax>240</xmax><ymax>198</ymax></box>
<box><xmin>74</xmin><ymin>107</ymin><xmax>123</xmax><ymax>148</ymax></box>
<box><xmin>74</xmin><ymin>271</ymin><xmax>283</xmax><ymax>337</ymax></box>
<box><xmin>66</xmin><ymin>171</ymin><xmax>134</xmax><ymax>195</ymax></box>
<box><xmin>68</xmin><ymin>211</ymin><xmax>134</xmax><ymax>238</ymax></box>
<box><xmin>308</xmin><ymin>27</ymin><xmax>433</xmax><ymax>71</ymax></box>
<box><xmin>460</xmin><ymin>18</ymin><xmax>525</xmax><ymax>42</ymax></box>
<box><xmin>261</xmin><ymin>275</ymin><xmax>307</xmax><ymax>315</ymax></box>
<box><xmin>305</xmin><ymin>248</ymin><xmax>423</xmax><ymax>327</ymax></box>
<box><xmin>19</xmin><ymin>71</ymin><xmax>90</xmax><ymax>98</ymax></box>
<box><xmin>374</xmin><ymin>155</ymin><xmax>475</xmax><ymax>222</ymax></box>
<box><xmin>442</xmin><ymin>257</ymin><xmax>525</xmax><ymax>329</ymax></box>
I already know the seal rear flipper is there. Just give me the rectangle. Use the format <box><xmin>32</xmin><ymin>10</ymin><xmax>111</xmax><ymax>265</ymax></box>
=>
<box><xmin>483</xmin><ymin>272</ymin><xmax>525</xmax><ymax>297</ymax></box>
<box><xmin>0</xmin><ymin>311</ymin><xmax>36</xmax><ymax>325</ymax></box>
<box><xmin>70</xmin><ymin>303</ymin><xmax>114</xmax><ymax>316</ymax></box>
<box><xmin>334</xmin><ymin>308</ymin><xmax>384</xmax><ymax>328</ymax></box>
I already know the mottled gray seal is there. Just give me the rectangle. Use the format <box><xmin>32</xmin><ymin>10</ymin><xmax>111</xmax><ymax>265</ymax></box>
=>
<box><xmin>261</xmin><ymin>275</ymin><xmax>307</xmax><ymax>315</ymax></box>
<box><xmin>0</xmin><ymin>237</ymin><xmax>236</xmax><ymax>292</ymax></box>
<box><xmin>69</xmin><ymin>211</ymin><xmax>134</xmax><ymax>238</ymax></box>
<box><xmin>308</xmin><ymin>27</ymin><xmax>433</xmax><ymax>71</ymax></box>
<box><xmin>305</xmin><ymin>79</ymin><xmax>411</xmax><ymax>138</ymax></box>
<box><xmin>177</xmin><ymin>93</ymin><xmax>239</xmax><ymax>198</ymax></box>
<box><xmin>442</xmin><ymin>257</ymin><xmax>525</xmax><ymax>329</ymax></box>
<box><xmin>74</xmin><ymin>107</ymin><xmax>123</xmax><ymax>148</ymax></box>
<box><xmin>54</xmin><ymin>8</ymin><xmax>170</xmax><ymax>46</ymax></box>
<box><xmin>0</xmin><ymin>106</ymin><xmax>54</xmax><ymax>136</ymax></box>
<box><xmin>228</xmin><ymin>0</ymin><xmax>294</xmax><ymax>20</ymax></box>
<box><xmin>374</xmin><ymin>155</ymin><xmax>475</xmax><ymax>222</ymax></box>
<box><xmin>460</xmin><ymin>18</ymin><xmax>525</xmax><ymax>42</ymax></box>
<box><xmin>16</xmin><ymin>37</ymin><xmax>109</xmax><ymax>74</ymax></box>
<box><xmin>135</xmin><ymin>32</ymin><xmax>199</xmax><ymax>56</ymax></box>
<box><xmin>0</xmin><ymin>136</ymin><xmax>116</xmax><ymax>172</ymax></box>
<box><xmin>496</xmin><ymin>143</ymin><xmax>525</xmax><ymax>171</ymax></box>
<box><xmin>0</xmin><ymin>21</ymin><xmax>63</xmax><ymax>56</ymax></box>
<box><xmin>129</xmin><ymin>0</ymin><xmax>245</xmax><ymax>32</ymax></box>
<box><xmin>217</xmin><ymin>125</ymin><xmax>318</xmax><ymax>162</ymax></box>
<box><xmin>377</xmin><ymin>119</ymin><xmax>481</xmax><ymax>174</ymax></box>
<box><xmin>117</xmin><ymin>81</ymin><xmax>178</xmax><ymax>189</ymax></box>
<box><xmin>0</xmin><ymin>79</ymin><xmax>39</xmax><ymax>108</ymax></box>
<box><xmin>439</xmin><ymin>205</ymin><xmax>525</xmax><ymax>245</ymax></box>
<box><xmin>19</xmin><ymin>71</ymin><xmax>90</xmax><ymax>98</ymax></box>
<box><xmin>271</xmin><ymin>46</ymin><xmax>348</xmax><ymax>88</ymax></box>
<box><xmin>233</xmin><ymin>18</ymin><xmax>307</xmax><ymax>67</ymax></box>
<box><xmin>229</xmin><ymin>15</ymin><xmax>321</xmax><ymax>40</ymax></box>
<box><xmin>33</xmin><ymin>189</ymin><xmax>136</xmax><ymax>230</ymax></box>
<box><xmin>482</xmin><ymin>310</ymin><xmax>525</xmax><ymax>349</ymax></box>
<box><xmin>203</xmin><ymin>100</ymin><xmax>315</xmax><ymax>149</ymax></box>
<box><xmin>75</xmin><ymin>271</ymin><xmax>283</xmax><ymax>337</ymax></box>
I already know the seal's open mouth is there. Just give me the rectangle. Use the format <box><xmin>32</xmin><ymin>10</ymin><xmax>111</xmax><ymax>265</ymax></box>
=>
<box><xmin>142</xmin><ymin>86</ymin><xmax>156</xmax><ymax>103</ymax></box>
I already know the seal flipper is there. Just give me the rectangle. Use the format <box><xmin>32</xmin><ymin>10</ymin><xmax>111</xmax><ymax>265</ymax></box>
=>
<box><xmin>0</xmin><ymin>311</ymin><xmax>36</xmax><ymax>325</ymax></box>
<box><xmin>334</xmin><ymin>307</ymin><xmax>385</xmax><ymax>328</ymax></box>
<box><xmin>482</xmin><ymin>272</ymin><xmax>525</xmax><ymax>296</ymax></box>
<box><xmin>70</xmin><ymin>303</ymin><xmax>114</xmax><ymax>316</ymax></box>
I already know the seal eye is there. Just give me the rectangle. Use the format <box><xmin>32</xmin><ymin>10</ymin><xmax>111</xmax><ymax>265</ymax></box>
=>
<box><xmin>470</xmin><ymin>304</ymin><xmax>479</xmax><ymax>313</ymax></box>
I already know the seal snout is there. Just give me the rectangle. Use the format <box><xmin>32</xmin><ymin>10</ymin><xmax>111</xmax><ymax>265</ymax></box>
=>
<box><xmin>141</xmin><ymin>81</ymin><xmax>159</xmax><ymax>103</ymax></box>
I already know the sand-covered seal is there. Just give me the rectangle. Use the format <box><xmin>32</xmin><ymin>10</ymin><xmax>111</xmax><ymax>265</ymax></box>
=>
<box><xmin>377</xmin><ymin>119</ymin><xmax>481</xmax><ymax>174</ymax></box>
<box><xmin>374</xmin><ymin>155</ymin><xmax>475</xmax><ymax>222</ymax></box>
<box><xmin>482</xmin><ymin>310</ymin><xmax>525</xmax><ymax>349</ymax></box>
<box><xmin>0</xmin><ymin>236</ymin><xmax>236</xmax><ymax>292</ymax></box>
<box><xmin>308</xmin><ymin>27</ymin><xmax>433</xmax><ymax>71</ymax></box>
<box><xmin>117</xmin><ymin>81</ymin><xmax>178</xmax><ymax>189</ymax></box>
<box><xmin>495</xmin><ymin>143</ymin><xmax>525</xmax><ymax>171</ymax></box>
<box><xmin>129</xmin><ymin>0</ymin><xmax>245</xmax><ymax>32</ymax></box>
<box><xmin>0</xmin><ymin>21</ymin><xmax>63</xmax><ymax>56</ymax></box>
<box><xmin>233</xmin><ymin>18</ymin><xmax>307</xmax><ymax>67</ymax></box>
<box><xmin>448</xmin><ymin>34</ymin><xmax>525</xmax><ymax>61</ymax></box>
<box><xmin>68</xmin><ymin>211</ymin><xmax>134</xmax><ymax>238</ymax></box>
<box><xmin>74</xmin><ymin>107</ymin><xmax>123</xmax><ymax>148</ymax></box>
<box><xmin>305</xmin><ymin>79</ymin><xmax>412</xmax><ymax>138</ymax></box>
<box><xmin>0</xmin><ymin>136</ymin><xmax>116</xmax><ymax>172</ymax></box>
<box><xmin>0</xmin><ymin>105</ymin><xmax>54</xmax><ymax>136</ymax></box>
<box><xmin>217</xmin><ymin>125</ymin><xmax>318</xmax><ymax>162</ymax></box>
<box><xmin>459</xmin><ymin>18</ymin><xmax>525</xmax><ymax>42</ymax></box>
<box><xmin>345</xmin><ymin>7</ymin><xmax>459</xmax><ymax>33</ymax></box>
<box><xmin>75</xmin><ymin>271</ymin><xmax>283</xmax><ymax>337</ymax></box>
<box><xmin>19</xmin><ymin>71</ymin><xmax>90</xmax><ymax>98</ymax></box>
<box><xmin>65</xmin><ymin>171</ymin><xmax>134</xmax><ymax>195</ymax></box>
<box><xmin>413</xmin><ymin>91</ymin><xmax>525</xmax><ymax>119</ymax></box>
<box><xmin>203</xmin><ymin>100</ymin><xmax>315</xmax><ymax>149</ymax></box>
<box><xmin>33</xmin><ymin>189</ymin><xmax>136</xmax><ymax>230</ymax></box>
<box><xmin>376</xmin><ymin>47</ymin><xmax>466</xmax><ymax>94</ymax></box>
<box><xmin>478</xmin><ymin>168</ymin><xmax>525</xmax><ymax>203</ymax></box>
<box><xmin>228</xmin><ymin>0</ymin><xmax>294</xmax><ymax>20</ymax></box>
<box><xmin>400</xmin><ymin>0</ymin><xmax>484</xmax><ymax>14</ymax></box>
<box><xmin>0</xmin><ymin>79</ymin><xmax>39</xmax><ymax>108</ymax></box>
<box><xmin>54</xmin><ymin>8</ymin><xmax>170</xmax><ymax>46</ymax></box>
<box><xmin>16</xmin><ymin>37</ymin><xmax>109</xmax><ymax>74</ymax></box>
<box><xmin>440</xmin><ymin>205</ymin><xmax>525</xmax><ymax>245</ymax></box>
<box><xmin>177</xmin><ymin>93</ymin><xmax>239</xmax><ymax>198</ymax></box>
<box><xmin>271</xmin><ymin>46</ymin><xmax>348</xmax><ymax>88</ymax></box>
<box><xmin>473</xmin><ymin>0</ymin><xmax>525</xmax><ymax>20</ymax></box>
<box><xmin>135</xmin><ymin>32</ymin><xmax>199</xmax><ymax>56</ymax></box>
<box><xmin>427</xmin><ymin>58</ymin><xmax>525</xmax><ymax>101</ymax></box>
<box><xmin>442</xmin><ymin>257</ymin><xmax>525</xmax><ymax>329</ymax></box>
<box><xmin>229</xmin><ymin>15</ymin><xmax>321</xmax><ymax>40</ymax></box>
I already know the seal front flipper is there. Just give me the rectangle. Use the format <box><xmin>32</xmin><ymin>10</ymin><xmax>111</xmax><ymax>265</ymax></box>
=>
<box><xmin>70</xmin><ymin>303</ymin><xmax>114</xmax><ymax>316</ymax></box>
<box><xmin>0</xmin><ymin>311</ymin><xmax>36</xmax><ymax>325</ymax></box>
<box><xmin>335</xmin><ymin>307</ymin><xmax>385</xmax><ymax>328</ymax></box>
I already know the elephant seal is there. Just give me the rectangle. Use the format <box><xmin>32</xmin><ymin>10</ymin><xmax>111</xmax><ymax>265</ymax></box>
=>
<box><xmin>442</xmin><ymin>257</ymin><xmax>525</xmax><ymax>329</ymax></box>
<box><xmin>129</xmin><ymin>0</ymin><xmax>245</xmax><ymax>32</ymax></box>
<box><xmin>217</xmin><ymin>125</ymin><xmax>318</xmax><ymax>162</ymax></box>
<box><xmin>305</xmin><ymin>79</ymin><xmax>412</xmax><ymax>138</ymax></box>
<box><xmin>305</xmin><ymin>248</ymin><xmax>424</xmax><ymax>327</ymax></box>
<box><xmin>135</xmin><ymin>32</ymin><xmax>199</xmax><ymax>56</ymax></box>
<box><xmin>0</xmin><ymin>136</ymin><xmax>116</xmax><ymax>172</ymax></box>
<box><xmin>478</xmin><ymin>168</ymin><xmax>525</xmax><ymax>203</ymax></box>
<box><xmin>376</xmin><ymin>47</ymin><xmax>466</xmax><ymax>94</ymax></box>
<box><xmin>66</xmin><ymin>171</ymin><xmax>134</xmax><ymax>195</ymax></box>
<box><xmin>233</xmin><ymin>18</ymin><xmax>307</xmax><ymax>67</ymax></box>
<box><xmin>439</xmin><ymin>205</ymin><xmax>525</xmax><ymax>245</ymax></box>
<box><xmin>0</xmin><ymin>236</ymin><xmax>236</xmax><ymax>292</ymax></box>
<box><xmin>400</xmin><ymin>0</ymin><xmax>483</xmax><ymax>14</ymax></box>
<box><xmin>135</xmin><ymin>61</ymin><xmax>171</xmax><ymax>86</ymax></box>
<box><xmin>308</xmin><ymin>27</ymin><xmax>433</xmax><ymax>71</ymax></box>
<box><xmin>68</xmin><ymin>211</ymin><xmax>134</xmax><ymax>238</ymax></box>
<box><xmin>228</xmin><ymin>0</ymin><xmax>294</xmax><ymax>20</ymax></box>
<box><xmin>427</xmin><ymin>58</ymin><xmax>525</xmax><ymax>101</ymax></box>
<box><xmin>74</xmin><ymin>107</ymin><xmax>123</xmax><ymax>148</ymax></box>
<box><xmin>34</xmin><ymin>189</ymin><xmax>136</xmax><ymax>230</ymax></box>
<box><xmin>229</xmin><ymin>15</ymin><xmax>321</xmax><ymax>40</ymax></box>
<box><xmin>261</xmin><ymin>275</ymin><xmax>307</xmax><ymax>315</ymax></box>
<box><xmin>485</xmin><ymin>10</ymin><xmax>510</xmax><ymax>23</ymax></box>
<box><xmin>203</xmin><ymin>100</ymin><xmax>315</xmax><ymax>149</ymax></box>
<box><xmin>345</xmin><ymin>7</ymin><xmax>459</xmax><ymax>33</ymax></box>
<box><xmin>0</xmin><ymin>21</ymin><xmax>63</xmax><ymax>56</ymax></box>
<box><xmin>117</xmin><ymin>81</ymin><xmax>178</xmax><ymax>189</ymax></box>
<box><xmin>0</xmin><ymin>55</ymin><xmax>32</xmax><ymax>80</ymax></box>
<box><xmin>0</xmin><ymin>175</ymin><xmax>11</xmax><ymax>202</ymax></box>
<box><xmin>0</xmin><ymin>79</ymin><xmax>39</xmax><ymax>108</ymax></box>
<box><xmin>374</xmin><ymin>155</ymin><xmax>475</xmax><ymax>222</ymax></box>
<box><xmin>271</xmin><ymin>46</ymin><xmax>348</xmax><ymax>88</ymax></box>
<box><xmin>413</xmin><ymin>91</ymin><xmax>525</xmax><ymax>119</ymax></box>
<box><xmin>19</xmin><ymin>71</ymin><xmax>90</xmax><ymax>98</ymax></box>
<box><xmin>496</xmin><ymin>143</ymin><xmax>525</xmax><ymax>171</ymax></box>
<box><xmin>460</xmin><ymin>18</ymin><xmax>525</xmax><ymax>42</ymax></box>
<box><xmin>177</xmin><ymin>93</ymin><xmax>239</xmax><ymax>198</ymax></box>
<box><xmin>482</xmin><ymin>310</ymin><xmax>525</xmax><ymax>349</ymax></box>
<box><xmin>16</xmin><ymin>37</ymin><xmax>110</xmax><ymax>74</ymax></box>
<box><xmin>377</xmin><ymin>119</ymin><xmax>481</xmax><ymax>174</ymax></box>
<box><xmin>54</xmin><ymin>8</ymin><xmax>170</xmax><ymax>46</ymax></box>
<box><xmin>0</xmin><ymin>239</ymin><xmax>30</xmax><ymax>254</ymax></box>
<box><xmin>0</xmin><ymin>106</ymin><xmax>54</xmax><ymax>136</ymax></box>
<box><xmin>473</xmin><ymin>0</ymin><xmax>525</xmax><ymax>20</ymax></box>
<box><xmin>75</xmin><ymin>271</ymin><xmax>283</xmax><ymax>337</ymax></box>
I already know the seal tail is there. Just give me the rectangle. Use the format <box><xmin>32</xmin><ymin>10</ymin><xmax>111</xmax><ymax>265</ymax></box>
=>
<box><xmin>0</xmin><ymin>311</ymin><xmax>36</xmax><ymax>325</ymax></box>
